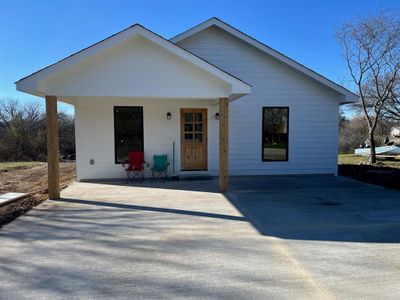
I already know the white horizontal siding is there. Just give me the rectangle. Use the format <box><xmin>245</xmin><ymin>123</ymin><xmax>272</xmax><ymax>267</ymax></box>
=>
<box><xmin>177</xmin><ymin>26</ymin><xmax>340</xmax><ymax>175</ymax></box>
<box><xmin>75</xmin><ymin>97</ymin><xmax>219</xmax><ymax>180</ymax></box>
<box><xmin>41</xmin><ymin>35</ymin><xmax>231</xmax><ymax>98</ymax></box>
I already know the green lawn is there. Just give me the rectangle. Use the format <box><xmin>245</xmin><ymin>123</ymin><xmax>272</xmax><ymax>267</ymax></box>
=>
<box><xmin>0</xmin><ymin>162</ymin><xmax>45</xmax><ymax>172</ymax></box>
<box><xmin>339</xmin><ymin>154</ymin><xmax>400</xmax><ymax>166</ymax></box>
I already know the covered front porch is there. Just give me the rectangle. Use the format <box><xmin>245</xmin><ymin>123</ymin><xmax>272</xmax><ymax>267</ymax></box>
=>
<box><xmin>16</xmin><ymin>24</ymin><xmax>251</xmax><ymax>199</ymax></box>
<box><xmin>70</xmin><ymin>96</ymin><xmax>229</xmax><ymax>183</ymax></box>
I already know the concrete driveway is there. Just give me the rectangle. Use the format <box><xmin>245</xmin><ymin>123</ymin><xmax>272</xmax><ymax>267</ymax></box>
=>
<box><xmin>1</xmin><ymin>176</ymin><xmax>400</xmax><ymax>299</ymax></box>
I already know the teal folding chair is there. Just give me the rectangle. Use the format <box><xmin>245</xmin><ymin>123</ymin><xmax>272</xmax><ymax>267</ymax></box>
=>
<box><xmin>150</xmin><ymin>155</ymin><xmax>169</xmax><ymax>182</ymax></box>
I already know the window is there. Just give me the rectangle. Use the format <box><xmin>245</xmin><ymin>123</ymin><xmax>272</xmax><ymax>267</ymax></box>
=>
<box><xmin>114</xmin><ymin>106</ymin><xmax>143</xmax><ymax>164</ymax></box>
<box><xmin>183</xmin><ymin>111</ymin><xmax>204</xmax><ymax>142</ymax></box>
<box><xmin>262</xmin><ymin>107</ymin><xmax>289</xmax><ymax>161</ymax></box>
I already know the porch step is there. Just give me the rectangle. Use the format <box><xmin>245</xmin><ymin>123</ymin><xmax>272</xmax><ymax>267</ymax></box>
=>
<box><xmin>0</xmin><ymin>193</ymin><xmax>29</xmax><ymax>207</ymax></box>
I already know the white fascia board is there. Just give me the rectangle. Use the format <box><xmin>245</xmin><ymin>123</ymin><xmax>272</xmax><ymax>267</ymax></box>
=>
<box><xmin>16</xmin><ymin>24</ymin><xmax>251</xmax><ymax>98</ymax></box>
<box><xmin>171</xmin><ymin>18</ymin><xmax>358</xmax><ymax>103</ymax></box>
<box><xmin>16</xmin><ymin>26</ymin><xmax>143</xmax><ymax>94</ymax></box>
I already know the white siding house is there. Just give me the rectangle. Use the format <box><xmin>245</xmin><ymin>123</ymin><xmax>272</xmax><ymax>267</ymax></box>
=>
<box><xmin>16</xmin><ymin>18</ymin><xmax>357</xmax><ymax>196</ymax></box>
<box><xmin>174</xmin><ymin>24</ymin><xmax>344</xmax><ymax>175</ymax></box>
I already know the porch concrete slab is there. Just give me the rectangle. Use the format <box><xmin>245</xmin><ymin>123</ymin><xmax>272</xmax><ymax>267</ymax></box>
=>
<box><xmin>0</xmin><ymin>176</ymin><xmax>399</xmax><ymax>299</ymax></box>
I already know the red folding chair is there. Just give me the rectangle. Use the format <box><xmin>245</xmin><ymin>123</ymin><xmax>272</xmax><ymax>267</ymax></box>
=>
<box><xmin>122</xmin><ymin>151</ymin><xmax>146</xmax><ymax>183</ymax></box>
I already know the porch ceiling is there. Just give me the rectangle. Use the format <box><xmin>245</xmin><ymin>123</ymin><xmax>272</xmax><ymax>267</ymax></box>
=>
<box><xmin>16</xmin><ymin>24</ymin><xmax>251</xmax><ymax>103</ymax></box>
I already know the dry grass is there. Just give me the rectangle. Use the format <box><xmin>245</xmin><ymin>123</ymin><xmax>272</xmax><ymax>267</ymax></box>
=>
<box><xmin>0</xmin><ymin>162</ymin><xmax>76</xmax><ymax>226</ymax></box>
<box><xmin>0</xmin><ymin>161</ymin><xmax>46</xmax><ymax>172</ymax></box>
<box><xmin>339</xmin><ymin>154</ymin><xmax>400</xmax><ymax>167</ymax></box>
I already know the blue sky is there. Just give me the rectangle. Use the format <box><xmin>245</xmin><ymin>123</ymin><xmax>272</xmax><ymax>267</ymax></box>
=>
<box><xmin>1</xmin><ymin>0</ymin><xmax>399</xmax><ymax>115</ymax></box>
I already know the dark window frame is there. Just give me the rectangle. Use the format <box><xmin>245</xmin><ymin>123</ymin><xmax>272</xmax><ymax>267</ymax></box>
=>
<box><xmin>261</xmin><ymin>107</ymin><xmax>289</xmax><ymax>162</ymax></box>
<box><xmin>113</xmin><ymin>106</ymin><xmax>144</xmax><ymax>164</ymax></box>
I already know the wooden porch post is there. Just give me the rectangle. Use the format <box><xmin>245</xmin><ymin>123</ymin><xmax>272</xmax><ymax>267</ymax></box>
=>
<box><xmin>45</xmin><ymin>96</ymin><xmax>60</xmax><ymax>200</ymax></box>
<box><xmin>219</xmin><ymin>97</ymin><xmax>229</xmax><ymax>192</ymax></box>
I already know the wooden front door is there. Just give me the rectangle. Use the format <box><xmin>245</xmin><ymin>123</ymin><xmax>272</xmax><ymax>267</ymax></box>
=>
<box><xmin>180</xmin><ymin>108</ymin><xmax>208</xmax><ymax>171</ymax></box>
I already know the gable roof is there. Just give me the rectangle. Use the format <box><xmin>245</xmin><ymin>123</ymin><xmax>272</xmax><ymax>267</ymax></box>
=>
<box><xmin>16</xmin><ymin>24</ymin><xmax>251</xmax><ymax>98</ymax></box>
<box><xmin>171</xmin><ymin>17</ymin><xmax>358</xmax><ymax>103</ymax></box>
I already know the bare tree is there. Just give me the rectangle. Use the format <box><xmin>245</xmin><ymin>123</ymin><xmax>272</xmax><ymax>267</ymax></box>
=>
<box><xmin>385</xmin><ymin>80</ymin><xmax>400</xmax><ymax>121</ymax></box>
<box><xmin>0</xmin><ymin>99</ymin><xmax>46</xmax><ymax>161</ymax></box>
<box><xmin>337</xmin><ymin>11</ymin><xmax>400</xmax><ymax>163</ymax></box>
<box><xmin>0</xmin><ymin>98</ymin><xmax>75</xmax><ymax>162</ymax></box>
<box><xmin>340</xmin><ymin>115</ymin><xmax>368</xmax><ymax>153</ymax></box>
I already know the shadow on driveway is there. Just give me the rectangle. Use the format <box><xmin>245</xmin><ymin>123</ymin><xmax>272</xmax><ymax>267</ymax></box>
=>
<box><xmin>57</xmin><ymin>197</ymin><xmax>247</xmax><ymax>222</ymax></box>
<box><xmin>1</xmin><ymin>175</ymin><xmax>400</xmax><ymax>298</ymax></box>
<box><xmin>57</xmin><ymin>175</ymin><xmax>400</xmax><ymax>243</ymax></box>
<box><xmin>227</xmin><ymin>175</ymin><xmax>400</xmax><ymax>243</ymax></box>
